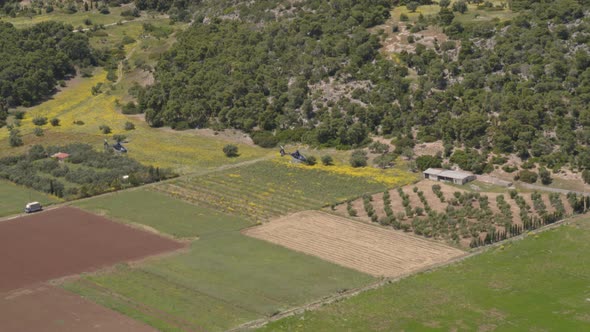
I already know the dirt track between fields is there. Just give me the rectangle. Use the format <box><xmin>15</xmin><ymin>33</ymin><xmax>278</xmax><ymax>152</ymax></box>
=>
<box><xmin>244</xmin><ymin>211</ymin><xmax>465</xmax><ymax>277</ymax></box>
<box><xmin>0</xmin><ymin>206</ymin><xmax>184</xmax><ymax>292</ymax></box>
<box><xmin>0</xmin><ymin>285</ymin><xmax>156</xmax><ymax>332</ymax></box>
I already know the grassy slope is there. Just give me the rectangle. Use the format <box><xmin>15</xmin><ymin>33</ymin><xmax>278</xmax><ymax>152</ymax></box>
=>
<box><xmin>0</xmin><ymin>180</ymin><xmax>60</xmax><ymax>217</ymax></box>
<box><xmin>260</xmin><ymin>218</ymin><xmax>590</xmax><ymax>331</ymax></box>
<box><xmin>69</xmin><ymin>189</ymin><xmax>374</xmax><ymax>331</ymax></box>
<box><xmin>0</xmin><ymin>69</ymin><xmax>269</xmax><ymax>173</ymax></box>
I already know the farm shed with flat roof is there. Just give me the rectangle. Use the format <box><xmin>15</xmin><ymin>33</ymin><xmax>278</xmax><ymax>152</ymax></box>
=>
<box><xmin>423</xmin><ymin>168</ymin><xmax>476</xmax><ymax>185</ymax></box>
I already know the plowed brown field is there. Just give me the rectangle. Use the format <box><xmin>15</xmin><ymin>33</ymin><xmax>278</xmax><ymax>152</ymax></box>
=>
<box><xmin>0</xmin><ymin>207</ymin><xmax>184</xmax><ymax>292</ymax></box>
<box><xmin>244</xmin><ymin>211</ymin><xmax>465</xmax><ymax>277</ymax></box>
<box><xmin>0</xmin><ymin>285</ymin><xmax>156</xmax><ymax>332</ymax></box>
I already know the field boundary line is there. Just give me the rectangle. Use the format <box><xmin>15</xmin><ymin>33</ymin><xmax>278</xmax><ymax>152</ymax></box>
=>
<box><xmin>229</xmin><ymin>215</ymin><xmax>579</xmax><ymax>331</ymax></box>
<box><xmin>77</xmin><ymin>278</ymin><xmax>204</xmax><ymax>332</ymax></box>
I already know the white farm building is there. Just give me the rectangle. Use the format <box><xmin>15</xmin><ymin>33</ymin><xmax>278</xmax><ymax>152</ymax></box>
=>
<box><xmin>423</xmin><ymin>168</ymin><xmax>476</xmax><ymax>185</ymax></box>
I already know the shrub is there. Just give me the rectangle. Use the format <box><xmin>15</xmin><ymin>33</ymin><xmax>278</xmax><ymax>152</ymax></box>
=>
<box><xmin>349</xmin><ymin>150</ymin><xmax>368</xmax><ymax>168</ymax></box>
<box><xmin>124</xmin><ymin>121</ymin><xmax>135</xmax><ymax>130</ymax></box>
<box><xmin>113</xmin><ymin>134</ymin><xmax>127</xmax><ymax>143</ymax></box>
<box><xmin>50</xmin><ymin>118</ymin><xmax>60</xmax><ymax>126</ymax></box>
<box><xmin>369</xmin><ymin>141</ymin><xmax>389</xmax><ymax>154</ymax></box>
<box><xmin>121</xmin><ymin>101</ymin><xmax>139</xmax><ymax>114</ymax></box>
<box><xmin>8</xmin><ymin>129</ymin><xmax>23</xmax><ymax>147</ymax></box>
<box><xmin>305</xmin><ymin>155</ymin><xmax>317</xmax><ymax>166</ymax></box>
<box><xmin>73</xmin><ymin>120</ymin><xmax>85</xmax><ymax>125</ymax></box>
<box><xmin>33</xmin><ymin>127</ymin><xmax>44</xmax><ymax>137</ymax></box>
<box><xmin>518</xmin><ymin>170</ymin><xmax>538</xmax><ymax>184</ymax></box>
<box><xmin>14</xmin><ymin>111</ymin><xmax>25</xmax><ymax>120</ymax></box>
<box><xmin>321</xmin><ymin>155</ymin><xmax>333</xmax><ymax>166</ymax></box>
<box><xmin>502</xmin><ymin>164</ymin><xmax>518</xmax><ymax>173</ymax></box>
<box><xmin>99</xmin><ymin>125</ymin><xmax>111</xmax><ymax>134</ymax></box>
<box><xmin>373</xmin><ymin>153</ymin><xmax>396</xmax><ymax>169</ymax></box>
<box><xmin>223</xmin><ymin>144</ymin><xmax>239</xmax><ymax>157</ymax></box>
<box><xmin>250</xmin><ymin>131</ymin><xmax>278</xmax><ymax>148</ymax></box>
<box><xmin>539</xmin><ymin>167</ymin><xmax>552</xmax><ymax>185</ymax></box>
<box><xmin>32</xmin><ymin>116</ymin><xmax>48</xmax><ymax>126</ymax></box>
<box><xmin>415</xmin><ymin>155</ymin><xmax>442</xmax><ymax>171</ymax></box>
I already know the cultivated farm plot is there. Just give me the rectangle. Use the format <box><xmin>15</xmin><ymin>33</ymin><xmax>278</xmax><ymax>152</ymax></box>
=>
<box><xmin>74</xmin><ymin>189</ymin><xmax>248</xmax><ymax>239</ymax></box>
<box><xmin>68</xmin><ymin>190</ymin><xmax>373</xmax><ymax>331</ymax></box>
<box><xmin>0</xmin><ymin>285</ymin><xmax>156</xmax><ymax>332</ymax></box>
<box><xmin>0</xmin><ymin>206</ymin><xmax>184</xmax><ymax>292</ymax></box>
<box><xmin>154</xmin><ymin>160</ymin><xmax>389</xmax><ymax>221</ymax></box>
<box><xmin>335</xmin><ymin>180</ymin><xmax>574</xmax><ymax>248</ymax></box>
<box><xmin>244</xmin><ymin>211</ymin><xmax>465</xmax><ymax>277</ymax></box>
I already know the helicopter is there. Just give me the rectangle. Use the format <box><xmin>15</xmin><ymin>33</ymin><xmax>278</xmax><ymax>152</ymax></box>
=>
<box><xmin>279</xmin><ymin>145</ymin><xmax>307</xmax><ymax>163</ymax></box>
<box><xmin>104</xmin><ymin>139</ymin><xmax>128</xmax><ymax>153</ymax></box>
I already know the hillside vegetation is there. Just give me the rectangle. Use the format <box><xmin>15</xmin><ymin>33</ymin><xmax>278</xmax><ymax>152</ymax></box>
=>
<box><xmin>135</xmin><ymin>0</ymin><xmax>590</xmax><ymax>173</ymax></box>
<box><xmin>0</xmin><ymin>21</ymin><xmax>95</xmax><ymax>111</ymax></box>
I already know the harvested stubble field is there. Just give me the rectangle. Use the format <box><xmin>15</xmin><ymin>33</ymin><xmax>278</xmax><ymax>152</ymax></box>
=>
<box><xmin>261</xmin><ymin>217</ymin><xmax>590</xmax><ymax>331</ymax></box>
<box><xmin>0</xmin><ymin>285</ymin><xmax>156</xmax><ymax>332</ymax></box>
<box><xmin>0</xmin><ymin>206</ymin><xmax>184</xmax><ymax>292</ymax></box>
<box><xmin>244</xmin><ymin>211</ymin><xmax>465</xmax><ymax>277</ymax></box>
<box><xmin>336</xmin><ymin>180</ymin><xmax>574</xmax><ymax>248</ymax></box>
<box><xmin>155</xmin><ymin>160</ymin><xmax>392</xmax><ymax>221</ymax></box>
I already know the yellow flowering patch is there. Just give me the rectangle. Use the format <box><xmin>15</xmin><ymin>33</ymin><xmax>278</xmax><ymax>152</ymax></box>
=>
<box><xmin>1</xmin><ymin>70</ymin><xmax>270</xmax><ymax>173</ymax></box>
<box><xmin>273</xmin><ymin>157</ymin><xmax>418</xmax><ymax>187</ymax></box>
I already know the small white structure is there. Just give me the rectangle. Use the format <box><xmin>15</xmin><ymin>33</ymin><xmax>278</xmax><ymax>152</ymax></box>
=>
<box><xmin>423</xmin><ymin>168</ymin><xmax>476</xmax><ymax>185</ymax></box>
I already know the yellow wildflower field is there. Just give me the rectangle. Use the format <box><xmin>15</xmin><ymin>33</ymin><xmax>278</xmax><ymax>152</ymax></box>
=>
<box><xmin>273</xmin><ymin>155</ymin><xmax>419</xmax><ymax>187</ymax></box>
<box><xmin>1</xmin><ymin>71</ymin><xmax>270</xmax><ymax>173</ymax></box>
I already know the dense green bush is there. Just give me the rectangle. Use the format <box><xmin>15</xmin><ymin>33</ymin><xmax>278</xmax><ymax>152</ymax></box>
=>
<box><xmin>32</xmin><ymin>116</ymin><xmax>48</xmax><ymax>126</ymax></box>
<box><xmin>321</xmin><ymin>155</ymin><xmax>333</xmax><ymax>166</ymax></box>
<box><xmin>250</xmin><ymin>131</ymin><xmax>278</xmax><ymax>148</ymax></box>
<box><xmin>517</xmin><ymin>170</ymin><xmax>538</xmax><ymax>184</ymax></box>
<box><xmin>223</xmin><ymin>144</ymin><xmax>239</xmax><ymax>157</ymax></box>
<box><xmin>350</xmin><ymin>150</ymin><xmax>368</xmax><ymax>168</ymax></box>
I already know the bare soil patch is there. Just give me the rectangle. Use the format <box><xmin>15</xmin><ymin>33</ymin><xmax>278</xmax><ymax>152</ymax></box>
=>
<box><xmin>0</xmin><ymin>285</ymin><xmax>156</xmax><ymax>332</ymax></box>
<box><xmin>0</xmin><ymin>207</ymin><xmax>184</xmax><ymax>292</ymax></box>
<box><xmin>243</xmin><ymin>211</ymin><xmax>464</xmax><ymax>277</ymax></box>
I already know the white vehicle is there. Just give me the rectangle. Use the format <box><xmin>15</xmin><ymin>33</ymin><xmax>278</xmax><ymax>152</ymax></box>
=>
<box><xmin>24</xmin><ymin>202</ymin><xmax>42</xmax><ymax>213</ymax></box>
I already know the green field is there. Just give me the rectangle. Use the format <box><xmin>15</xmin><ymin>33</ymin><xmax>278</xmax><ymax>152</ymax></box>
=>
<box><xmin>73</xmin><ymin>189</ymin><xmax>247</xmax><ymax>238</ymax></box>
<box><xmin>68</xmin><ymin>188</ymin><xmax>374</xmax><ymax>331</ymax></box>
<box><xmin>154</xmin><ymin>160</ymin><xmax>395</xmax><ymax>221</ymax></box>
<box><xmin>0</xmin><ymin>180</ymin><xmax>60</xmax><ymax>217</ymax></box>
<box><xmin>261</xmin><ymin>218</ymin><xmax>590</xmax><ymax>331</ymax></box>
<box><xmin>2</xmin><ymin>7</ymin><xmax>131</xmax><ymax>29</ymax></box>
